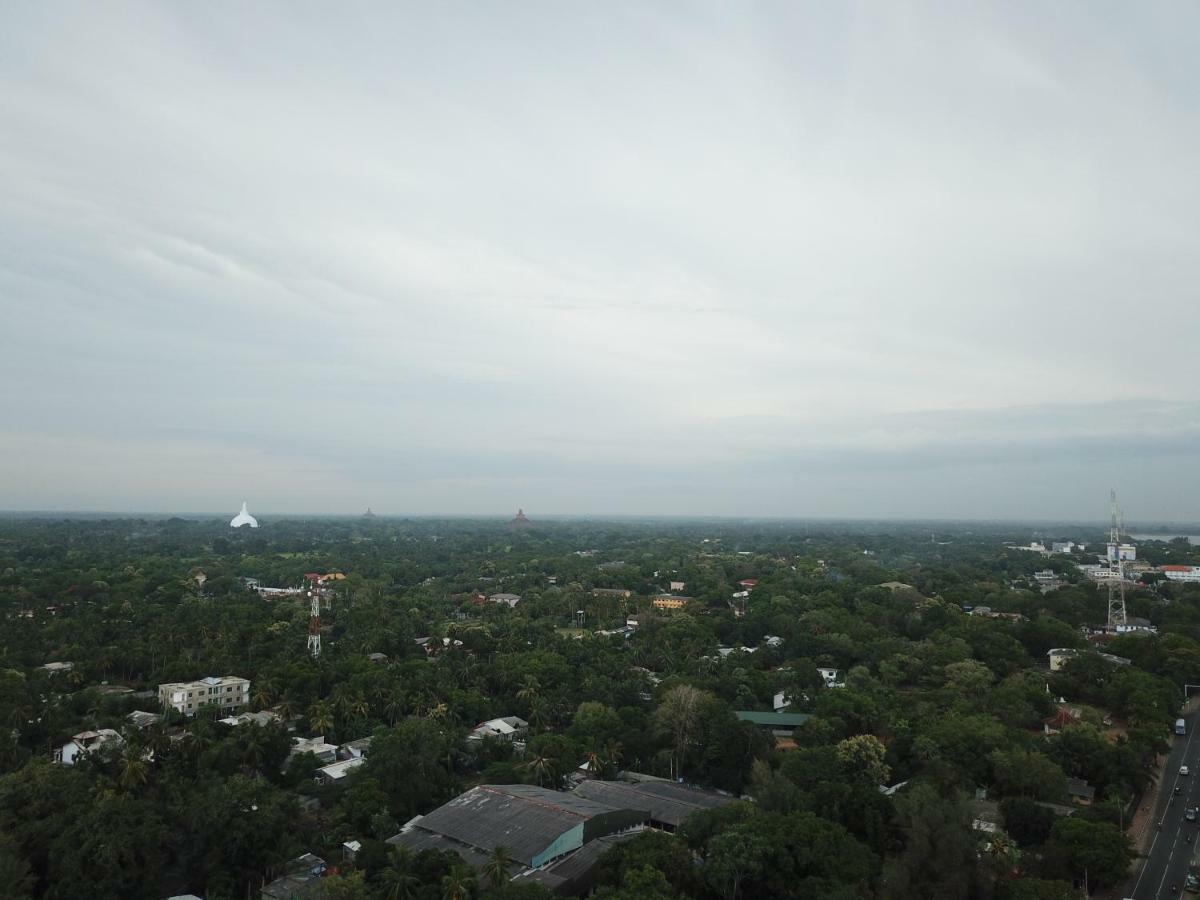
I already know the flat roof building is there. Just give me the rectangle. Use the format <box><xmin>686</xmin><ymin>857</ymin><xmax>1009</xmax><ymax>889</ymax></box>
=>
<box><xmin>158</xmin><ymin>675</ymin><xmax>250</xmax><ymax>716</ymax></box>
<box><xmin>389</xmin><ymin>783</ymin><xmax>646</xmax><ymax>871</ymax></box>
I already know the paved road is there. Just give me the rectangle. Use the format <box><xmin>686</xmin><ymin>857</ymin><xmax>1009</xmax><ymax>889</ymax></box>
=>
<box><xmin>1127</xmin><ymin>708</ymin><xmax>1200</xmax><ymax>899</ymax></box>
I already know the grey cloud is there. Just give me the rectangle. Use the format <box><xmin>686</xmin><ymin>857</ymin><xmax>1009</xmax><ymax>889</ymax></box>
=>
<box><xmin>2</xmin><ymin>2</ymin><xmax>1199</xmax><ymax>519</ymax></box>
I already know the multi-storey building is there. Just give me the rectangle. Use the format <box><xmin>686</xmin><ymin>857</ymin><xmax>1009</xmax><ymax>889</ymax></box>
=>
<box><xmin>158</xmin><ymin>675</ymin><xmax>250</xmax><ymax>716</ymax></box>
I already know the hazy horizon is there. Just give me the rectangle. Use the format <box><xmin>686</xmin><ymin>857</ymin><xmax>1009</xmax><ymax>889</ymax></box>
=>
<box><xmin>4</xmin><ymin>3</ymin><xmax>1199</xmax><ymax>520</ymax></box>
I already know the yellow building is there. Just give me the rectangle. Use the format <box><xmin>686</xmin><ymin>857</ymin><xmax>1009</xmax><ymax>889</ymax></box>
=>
<box><xmin>651</xmin><ymin>595</ymin><xmax>692</xmax><ymax>611</ymax></box>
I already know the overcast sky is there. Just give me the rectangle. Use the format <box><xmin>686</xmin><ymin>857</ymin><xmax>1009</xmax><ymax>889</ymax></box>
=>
<box><xmin>3</xmin><ymin>3</ymin><xmax>1199</xmax><ymax>521</ymax></box>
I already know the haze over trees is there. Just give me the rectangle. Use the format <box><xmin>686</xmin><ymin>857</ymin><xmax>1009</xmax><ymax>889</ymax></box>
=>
<box><xmin>0</xmin><ymin>514</ymin><xmax>1196</xmax><ymax>898</ymax></box>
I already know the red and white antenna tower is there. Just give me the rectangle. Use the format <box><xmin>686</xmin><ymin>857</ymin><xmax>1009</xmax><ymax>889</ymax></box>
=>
<box><xmin>306</xmin><ymin>575</ymin><xmax>322</xmax><ymax>658</ymax></box>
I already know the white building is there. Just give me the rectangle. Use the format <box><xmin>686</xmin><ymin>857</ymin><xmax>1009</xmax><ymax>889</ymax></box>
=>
<box><xmin>230</xmin><ymin>502</ymin><xmax>258</xmax><ymax>529</ymax></box>
<box><xmin>55</xmin><ymin>728</ymin><xmax>124</xmax><ymax>765</ymax></box>
<box><xmin>487</xmin><ymin>593</ymin><xmax>522</xmax><ymax>608</ymax></box>
<box><xmin>158</xmin><ymin>675</ymin><xmax>250</xmax><ymax>716</ymax></box>
<box><xmin>219</xmin><ymin>709</ymin><xmax>281</xmax><ymax>728</ymax></box>
<box><xmin>1162</xmin><ymin>566</ymin><xmax>1200</xmax><ymax>583</ymax></box>
<box><xmin>38</xmin><ymin>661</ymin><xmax>74</xmax><ymax>674</ymax></box>
<box><xmin>817</xmin><ymin>667</ymin><xmax>845</xmax><ymax>688</ymax></box>
<box><xmin>468</xmin><ymin>716</ymin><xmax>529</xmax><ymax>742</ymax></box>
<box><xmin>315</xmin><ymin>757</ymin><xmax>365</xmax><ymax>784</ymax></box>
<box><xmin>289</xmin><ymin>735</ymin><xmax>338</xmax><ymax>766</ymax></box>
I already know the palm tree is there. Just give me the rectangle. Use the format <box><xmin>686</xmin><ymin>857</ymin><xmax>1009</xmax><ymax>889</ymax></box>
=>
<box><xmin>525</xmin><ymin>753</ymin><xmax>554</xmax><ymax>788</ymax></box>
<box><xmin>252</xmin><ymin>679</ymin><xmax>278</xmax><ymax>709</ymax></box>
<box><xmin>483</xmin><ymin>846</ymin><xmax>514</xmax><ymax>892</ymax></box>
<box><xmin>584</xmin><ymin>747</ymin><xmax>604</xmax><ymax>778</ymax></box>
<box><xmin>528</xmin><ymin>701</ymin><xmax>548</xmax><ymax>732</ymax></box>
<box><xmin>118</xmin><ymin>747</ymin><xmax>149</xmax><ymax>790</ymax></box>
<box><xmin>382</xmin><ymin>691</ymin><xmax>404</xmax><ymax>725</ymax></box>
<box><xmin>380</xmin><ymin>865</ymin><xmax>420</xmax><ymax>900</ymax></box>
<box><xmin>309</xmin><ymin>699</ymin><xmax>334</xmax><ymax>737</ymax></box>
<box><xmin>516</xmin><ymin>675</ymin><xmax>540</xmax><ymax>706</ymax></box>
<box><xmin>603</xmin><ymin>740</ymin><xmax>623</xmax><ymax>773</ymax></box>
<box><xmin>441</xmin><ymin>865</ymin><xmax>476</xmax><ymax>900</ymax></box>
<box><xmin>330</xmin><ymin>685</ymin><xmax>353</xmax><ymax>721</ymax></box>
<box><xmin>350</xmin><ymin>694</ymin><xmax>370</xmax><ymax>721</ymax></box>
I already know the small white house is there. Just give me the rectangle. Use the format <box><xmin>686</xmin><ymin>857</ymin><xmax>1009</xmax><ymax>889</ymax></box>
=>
<box><xmin>339</xmin><ymin>737</ymin><xmax>373</xmax><ymax>760</ymax></box>
<box><xmin>487</xmin><ymin>593</ymin><xmax>522</xmax><ymax>608</ymax></box>
<box><xmin>817</xmin><ymin>667</ymin><xmax>845</xmax><ymax>688</ymax></box>
<box><xmin>289</xmin><ymin>735</ymin><xmax>338</xmax><ymax>766</ymax></box>
<box><xmin>468</xmin><ymin>716</ymin><xmax>529</xmax><ymax>743</ymax></box>
<box><xmin>315</xmin><ymin>757</ymin><xmax>365</xmax><ymax>785</ymax></box>
<box><xmin>55</xmin><ymin>729</ymin><xmax>123</xmax><ymax>765</ymax></box>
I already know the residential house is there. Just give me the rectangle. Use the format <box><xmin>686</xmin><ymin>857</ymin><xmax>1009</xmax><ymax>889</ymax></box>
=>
<box><xmin>338</xmin><ymin>737</ymin><xmax>373</xmax><ymax>760</ymax></box>
<box><xmin>817</xmin><ymin>667</ymin><xmax>845</xmax><ymax>688</ymax></box>
<box><xmin>289</xmin><ymin>735</ymin><xmax>338</xmax><ymax>766</ymax></box>
<box><xmin>367</xmin><ymin>652</ymin><xmax>389</xmax><ymax>665</ymax></box>
<box><xmin>1066</xmin><ymin>777</ymin><xmax>1096</xmax><ymax>805</ymax></box>
<box><xmin>158</xmin><ymin>675</ymin><xmax>250</xmax><ymax>716</ymax></box>
<box><xmin>126</xmin><ymin>710</ymin><xmax>163</xmax><ymax>730</ymax></box>
<box><xmin>669</xmin><ymin>581</ymin><xmax>686</xmax><ymax>592</ymax></box>
<box><xmin>38</xmin><ymin>661</ymin><xmax>73</xmax><ymax>675</ymax></box>
<box><xmin>220</xmin><ymin>710</ymin><xmax>282</xmax><ymax>728</ymax></box>
<box><xmin>488</xmin><ymin>593</ymin><xmax>522</xmax><ymax>608</ymax></box>
<box><xmin>314</xmin><ymin>757</ymin><xmax>365</xmax><ymax>785</ymax></box>
<box><xmin>261</xmin><ymin>853</ymin><xmax>327</xmax><ymax>900</ymax></box>
<box><xmin>55</xmin><ymin>729</ymin><xmax>124</xmax><ymax>765</ymax></box>
<box><xmin>468</xmin><ymin>716</ymin><xmax>529</xmax><ymax>743</ymax></box>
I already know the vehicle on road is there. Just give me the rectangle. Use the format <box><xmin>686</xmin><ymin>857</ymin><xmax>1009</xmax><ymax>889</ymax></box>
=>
<box><xmin>1183</xmin><ymin>765</ymin><xmax>1191</xmax><ymax>776</ymax></box>
<box><xmin>1180</xmin><ymin>718</ymin><xmax>1189</xmax><ymax>735</ymax></box>
<box><xmin>1186</xmin><ymin>807</ymin><xmax>1197</xmax><ymax>823</ymax></box>
<box><xmin>1177</xmin><ymin>785</ymin><xmax>1184</xmax><ymax>795</ymax></box>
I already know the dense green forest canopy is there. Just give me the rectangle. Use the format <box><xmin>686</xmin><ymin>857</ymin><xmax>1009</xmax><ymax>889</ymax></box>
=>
<box><xmin>0</xmin><ymin>515</ymin><xmax>1197</xmax><ymax>899</ymax></box>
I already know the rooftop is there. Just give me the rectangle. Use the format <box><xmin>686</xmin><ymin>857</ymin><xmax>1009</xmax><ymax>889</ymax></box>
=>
<box><xmin>572</xmin><ymin>779</ymin><xmax>735</xmax><ymax>828</ymax></box>
<box><xmin>400</xmin><ymin>784</ymin><xmax>630</xmax><ymax>867</ymax></box>
<box><xmin>735</xmin><ymin>710</ymin><xmax>812</xmax><ymax>728</ymax></box>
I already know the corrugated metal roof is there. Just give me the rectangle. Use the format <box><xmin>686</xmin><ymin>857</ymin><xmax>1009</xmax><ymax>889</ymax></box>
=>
<box><xmin>410</xmin><ymin>784</ymin><xmax>621</xmax><ymax>866</ymax></box>
<box><xmin>734</xmin><ymin>711</ymin><xmax>811</xmax><ymax>727</ymax></box>
<box><xmin>572</xmin><ymin>780</ymin><xmax>734</xmax><ymax>828</ymax></box>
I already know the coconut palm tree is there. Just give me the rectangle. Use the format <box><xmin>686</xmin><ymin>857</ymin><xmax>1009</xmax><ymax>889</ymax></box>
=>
<box><xmin>309</xmin><ymin>699</ymin><xmax>334</xmax><ymax>737</ymax></box>
<box><xmin>516</xmin><ymin>675</ymin><xmax>540</xmax><ymax>706</ymax></box>
<box><xmin>482</xmin><ymin>846</ymin><xmax>514</xmax><ymax>892</ymax></box>
<box><xmin>380</xmin><ymin>865</ymin><xmax>420</xmax><ymax>900</ymax></box>
<box><xmin>252</xmin><ymin>679</ymin><xmax>278</xmax><ymax>709</ymax></box>
<box><xmin>382</xmin><ymin>691</ymin><xmax>404</xmax><ymax>726</ymax></box>
<box><xmin>525</xmin><ymin>753</ymin><xmax>554</xmax><ymax>788</ymax></box>
<box><xmin>441</xmin><ymin>865</ymin><xmax>475</xmax><ymax>900</ymax></box>
<box><xmin>118</xmin><ymin>746</ymin><xmax>149</xmax><ymax>790</ymax></box>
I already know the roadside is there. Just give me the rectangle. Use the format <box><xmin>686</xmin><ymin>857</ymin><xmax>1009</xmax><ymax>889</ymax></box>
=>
<box><xmin>1114</xmin><ymin>696</ymin><xmax>1200</xmax><ymax>899</ymax></box>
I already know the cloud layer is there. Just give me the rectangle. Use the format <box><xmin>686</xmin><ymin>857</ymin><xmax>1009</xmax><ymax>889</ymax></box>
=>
<box><xmin>3</xmin><ymin>2</ymin><xmax>1199</xmax><ymax>520</ymax></box>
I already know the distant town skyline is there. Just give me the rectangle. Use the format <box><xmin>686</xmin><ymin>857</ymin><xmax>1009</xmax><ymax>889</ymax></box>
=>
<box><xmin>3</xmin><ymin>4</ymin><xmax>1199</xmax><ymax>520</ymax></box>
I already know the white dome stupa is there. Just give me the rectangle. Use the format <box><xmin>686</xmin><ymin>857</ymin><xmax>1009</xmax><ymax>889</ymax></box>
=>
<box><xmin>230</xmin><ymin>502</ymin><xmax>259</xmax><ymax>529</ymax></box>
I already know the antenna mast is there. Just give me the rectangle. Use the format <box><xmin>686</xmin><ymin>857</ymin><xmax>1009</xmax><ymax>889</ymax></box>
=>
<box><xmin>306</xmin><ymin>576</ymin><xmax>322</xmax><ymax>658</ymax></box>
<box><xmin>1106</xmin><ymin>490</ymin><xmax>1127</xmax><ymax>629</ymax></box>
